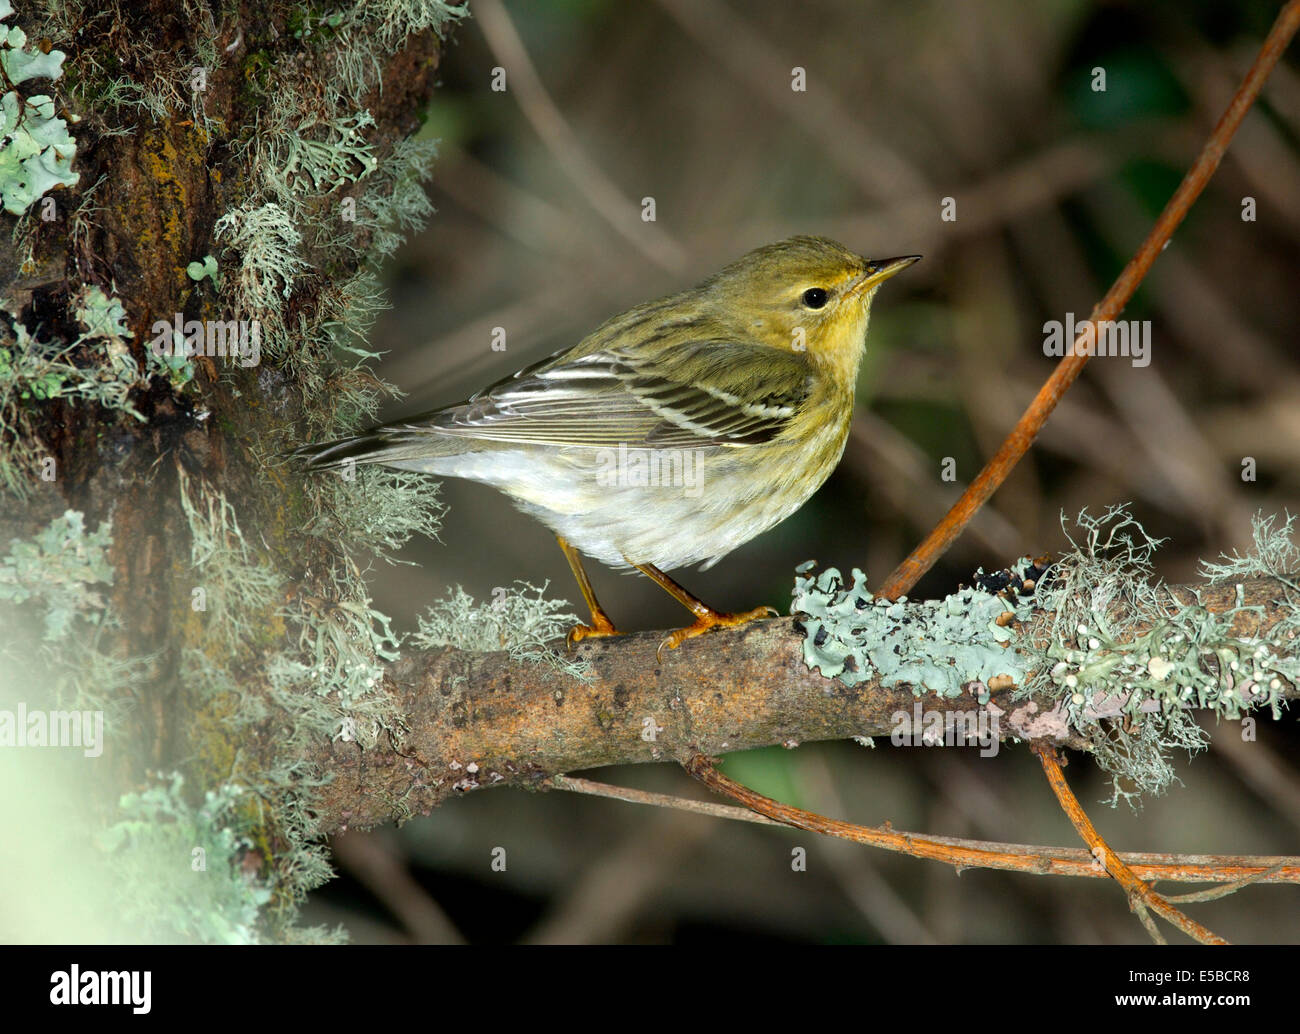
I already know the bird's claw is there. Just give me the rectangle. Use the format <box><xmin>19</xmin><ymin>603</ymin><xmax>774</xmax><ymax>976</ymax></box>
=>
<box><xmin>566</xmin><ymin>616</ymin><xmax>622</xmax><ymax>650</ymax></box>
<box><xmin>655</xmin><ymin>605</ymin><xmax>778</xmax><ymax>662</ymax></box>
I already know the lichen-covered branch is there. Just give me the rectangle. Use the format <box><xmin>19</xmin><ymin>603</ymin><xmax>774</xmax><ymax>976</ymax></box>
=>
<box><xmin>306</xmin><ymin>574</ymin><xmax>1298</xmax><ymax>834</ymax></box>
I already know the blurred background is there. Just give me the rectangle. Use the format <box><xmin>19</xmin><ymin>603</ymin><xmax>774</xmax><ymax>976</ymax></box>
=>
<box><xmin>302</xmin><ymin>0</ymin><xmax>1300</xmax><ymax>943</ymax></box>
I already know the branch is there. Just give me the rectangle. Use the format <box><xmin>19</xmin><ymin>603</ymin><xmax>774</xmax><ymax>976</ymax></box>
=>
<box><xmin>308</xmin><ymin>576</ymin><xmax>1297</xmax><ymax>833</ymax></box>
<box><xmin>1034</xmin><ymin>745</ymin><xmax>1228</xmax><ymax>944</ymax></box>
<box><xmin>876</xmin><ymin>0</ymin><xmax>1300</xmax><ymax>599</ymax></box>
<box><xmin>680</xmin><ymin>759</ymin><xmax>1299</xmax><ymax>888</ymax></box>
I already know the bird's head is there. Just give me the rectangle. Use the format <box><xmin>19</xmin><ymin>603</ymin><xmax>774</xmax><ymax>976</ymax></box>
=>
<box><xmin>703</xmin><ymin>235</ymin><xmax>919</xmax><ymax>385</ymax></box>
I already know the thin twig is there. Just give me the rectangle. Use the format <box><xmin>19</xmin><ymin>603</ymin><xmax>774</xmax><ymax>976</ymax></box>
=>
<box><xmin>1163</xmin><ymin>863</ymin><xmax>1287</xmax><ymax>904</ymax></box>
<box><xmin>1034</xmin><ymin>745</ymin><xmax>1228</xmax><ymax>945</ymax></box>
<box><xmin>677</xmin><ymin>758</ymin><xmax>1299</xmax><ymax>886</ymax></box>
<box><xmin>548</xmin><ymin>774</ymin><xmax>785</xmax><ymax>825</ymax></box>
<box><xmin>876</xmin><ymin>0</ymin><xmax>1300</xmax><ymax>599</ymax></box>
<box><xmin>473</xmin><ymin>0</ymin><xmax>687</xmax><ymax>273</ymax></box>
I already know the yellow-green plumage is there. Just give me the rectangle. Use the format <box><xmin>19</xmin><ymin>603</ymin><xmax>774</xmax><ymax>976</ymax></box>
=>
<box><xmin>294</xmin><ymin>236</ymin><xmax>917</xmax><ymax>572</ymax></box>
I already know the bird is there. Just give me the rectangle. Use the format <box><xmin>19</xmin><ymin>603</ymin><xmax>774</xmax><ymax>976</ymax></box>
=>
<box><xmin>293</xmin><ymin>236</ymin><xmax>919</xmax><ymax>655</ymax></box>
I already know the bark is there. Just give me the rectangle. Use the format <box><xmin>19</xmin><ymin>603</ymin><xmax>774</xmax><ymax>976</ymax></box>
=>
<box><xmin>1</xmin><ymin>7</ymin><xmax>442</xmax><ymax>800</ymax></box>
<box><xmin>311</xmin><ymin>577</ymin><xmax>1298</xmax><ymax>833</ymax></box>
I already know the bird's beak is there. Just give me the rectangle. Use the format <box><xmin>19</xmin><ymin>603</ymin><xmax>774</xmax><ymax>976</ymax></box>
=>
<box><xmin>848</xmin><ymin>254</ymin><xmax>921</xmax><ymax>296</ymax></box>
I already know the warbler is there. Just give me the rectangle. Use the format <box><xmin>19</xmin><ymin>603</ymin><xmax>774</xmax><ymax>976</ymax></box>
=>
<box><xmin>293</xmin><ymin>236</ymin><xmax>918</xmax><ymax>653</ymax></box>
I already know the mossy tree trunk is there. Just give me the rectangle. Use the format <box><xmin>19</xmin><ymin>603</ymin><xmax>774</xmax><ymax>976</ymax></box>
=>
<box><xmin>1</xmin><ymin>1</ymin><xmax>457</xmax><ymax>936</ymax></box>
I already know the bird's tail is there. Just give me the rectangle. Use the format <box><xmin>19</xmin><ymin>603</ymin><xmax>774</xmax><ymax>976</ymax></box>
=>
<box><xmin>290</xmin><ymin>426</ymin><xmax>471</xmax><ymax>472</ymax></box>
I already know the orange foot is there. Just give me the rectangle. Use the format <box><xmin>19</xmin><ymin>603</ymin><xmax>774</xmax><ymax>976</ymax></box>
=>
<box><xmin>567</xmin><ymin>613</ymin><xmax>623</xmax><ymax>649</ymax></box>
<box><xmin>656</xmin><ymin>605</ymin><xmax>778</xmax><ymax>661</ymax></box>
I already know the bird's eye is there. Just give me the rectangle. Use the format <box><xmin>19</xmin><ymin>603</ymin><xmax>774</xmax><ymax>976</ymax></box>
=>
<box><xmin>801</xmin><ymin>287</ymin><xmax>829</xmax><ymax>309</ymax></box>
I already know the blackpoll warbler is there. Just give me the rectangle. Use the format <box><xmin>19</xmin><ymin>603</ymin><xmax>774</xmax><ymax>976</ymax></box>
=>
<box><xmin>294</xmin><ymin>236</ymin><xmax>918</xmax><ymax>653</ymax></box>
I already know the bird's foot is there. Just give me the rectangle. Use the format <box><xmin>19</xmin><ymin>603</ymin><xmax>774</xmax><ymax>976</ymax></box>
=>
<box><xmin>656</xmin><ymin>605</ymin><xmax>778</xmax><ymax>661</ymax></box>
<box><xmin>567</xmin><ymin>613</ymin><xmax>622</xmax><ymax>649</ymax></box>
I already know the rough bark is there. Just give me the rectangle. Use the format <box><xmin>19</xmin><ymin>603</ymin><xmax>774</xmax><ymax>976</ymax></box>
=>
<box><xmin>1</xmin><ymin>6</ymin><xmax>442</xmax><ymax>801</ymax></box>
<box><xmin>311</xmin><ymin>577</ymin><xmax>1298</xmax><ymax>833</ymax></box>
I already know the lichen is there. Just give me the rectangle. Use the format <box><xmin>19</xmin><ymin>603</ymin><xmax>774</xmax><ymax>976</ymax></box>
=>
<box><xmin>0</xmin><ymin>508</ymin><xmax>112</xmax><ymax>640</ymax></box>
<box><xmin>96</xmin><ymin>774</ymin><xmax>274</xmax><ymax>945</ymax></box>
<box><xmin>0</xmin><ymin>0</ymin><xmax>78</xmax><ymax>216</ymax></box>
<box><xmin>793</xmin><ymin>506</ymin><xmax>1298</xmax><ymax>809</ymax></box>
<box><xmin>1024</xmin><ymin>507</ymin><xmax>1295</xmax><ymax>805</ymax></box>
<box><xmin>0</xmin><ymin>0</ymin><xmax>467</xmax><ymax>942</ymax></box>
<box><xmin>792</xmin><ymin>562</ymin><xmax>1032</xmax><ymax>698</ymax></box>
<box><xmin>212</xmin><ymin>201</ymin><xmax>304</xmax><ymax>348</ymax></box>
<box><xmin>177</xmin><ymin>466</ymin><xmax>283</xmax><ymax>656</ymax></box>
<box><xmin>308</xmin><ymin>464</ymin><xmax>445</xmax><ymax>563</ymax></box>
<box><xmin>414</xmin><ymin>581</ymin><xmax>590</xmax><ymax>679</ymax></box>
<box><xmin>186</xmin><ymin>254</ymin><xmax>218</xmax><ymax>283</ymax></box>
<box><xmin>0</xmin><ymin>288</ymin><xmax>150</xmax><ymax>493</ymax></box>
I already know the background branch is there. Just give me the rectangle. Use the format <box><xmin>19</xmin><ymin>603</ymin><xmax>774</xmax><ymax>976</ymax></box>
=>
<box><xmin>876</xmin><ymin>0</ymin><xmax>1300</xmax><ymax>599</ymax></box>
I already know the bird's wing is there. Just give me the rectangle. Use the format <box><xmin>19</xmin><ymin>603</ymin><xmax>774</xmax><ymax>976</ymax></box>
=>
<box><xmin>390</xmin><ymin>339</ymin><xmax>813</xmax><ymax>450</ymax></box>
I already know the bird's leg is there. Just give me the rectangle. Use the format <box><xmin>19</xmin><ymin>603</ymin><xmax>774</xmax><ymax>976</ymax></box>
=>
<box><xmin>629</xmin><ymin>560</ymin><xmax>777</xmax><ymax>660</ymax></box>
<box><xmin>557</xmin><ymin>536</ymin><xmax>622</xmax><ymax>646</ymax></box>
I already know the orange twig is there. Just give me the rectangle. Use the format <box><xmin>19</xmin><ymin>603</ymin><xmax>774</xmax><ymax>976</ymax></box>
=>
<box><xmin>877</xmin><ymin>0</ymin><xmax>1300</xmax><ymax>600</ymax></box>
<box><xmin>1034</xmin><ymin>745</ymin><xmax>1229</xmax><ymax>944</ymax></box>
<box><xmin>684</xmin><ymin>756</ymin><xmax>1299</xmax><ymax>886</ymax></box>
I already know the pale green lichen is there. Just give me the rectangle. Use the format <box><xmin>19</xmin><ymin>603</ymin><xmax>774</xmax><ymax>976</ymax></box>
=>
<box><xmin>178</xmin><ymin>467</ymin><xmax>283</xmax><ymax>654</ymax></box>
<box><xmin>414</xmin><ymin>581</ymin><xmax>589</xmax><ymax>679</ymax></box>
<box><xmin>75</xmin><ymin>285</ymin><xmax>128</xmax><ymax>341</ymax></box>
<box><xmin>1023</xmin><ymin>506</ymin><xmax>1295</xmax><ymax>805</ymax></box>
<box><xmin>186</xmin><ymin>254</ymin><xmax>219</xmax><ymax>283</ymax></box>
<box><xmin>327</xmin><ymin>1</ymin><xmax>467</xmax><ymax>102</ymax></box>
<box><xmin>177</xmin><ymin>464</ymin><xmax>416</xmax><ymax>744</ymax></box>
<box><xmin>267</xmin><ymin>592</ymin><xmax>401</xmax><ymax>711</ymax></box>
<box><xmin>277</xmin><ymin>109</ymin><xmax>379</xmax><ymax>194</ymax></box>
<box><xmin>0</xmin><ymin>1</ymin><xmax>78</xmax><ymax>215</ymax></box>
<box><xmin>0</xmin><ymin>511</ymin><xmax>148</xmax><ymax>776</ymax></box>
<box><xmin>0</xmin><ymin>509</ymin><xmax>112</xmax><ymax>640</ymax></box>
<box><xmin>1200</xmin><ymin>511</ymin><xmax>1300</xmax><ymax>590</ymax></box>
<box><xmin>309</xmin><ymin>465</ymin><xmax>445</xmax><ymax>564</ymax></box>
<box><xmin>794</xmin><ymin>506</ymin><xmax>1297</xmax><ymax>808</ymax></box>
<box><xmin>212</xmin><ymin>201</ymin><xmax>304</xmax><ymax>341</ymax></box>
<box><xmin>0</xmin><ymin>289</ymin><xmax>147</xmax><ymax>484</ymax></box>
<box><xmin>354</xmin><ymin>137</ymin><xmax>438</xmax><ymax>260</ymax></box>
<box><xmin>96</xmin><ymin>774</ymin><xmax>273</xmax><ymax>945</ymax></box>
<box><xmin>793</xmin><ymin>563</ymin><xmax>1031</xmax><ymax>697</ymax></box>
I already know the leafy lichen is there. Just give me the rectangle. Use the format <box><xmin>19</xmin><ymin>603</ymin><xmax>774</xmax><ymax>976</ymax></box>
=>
<box><xmin>0</xmin><ymin>509</ymin><xmax>112</xmax><ymax>640</ymax></box>
<box><xmin>793</xmin><ymin>562</ymin><xmax>1032</xmax><ymax>698</ymax></box>
<box><xmin>0</xmin><ymin>0</ymin><xmax>78</xmax><ymax>216</ymax></box>
<box><xmin>794</xmin><ymin>506</ymin><xmax>1298</xmax><ymax>809</ymax></box>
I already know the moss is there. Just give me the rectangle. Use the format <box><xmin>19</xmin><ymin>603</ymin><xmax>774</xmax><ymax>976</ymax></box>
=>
<box><xmin>3</xmin><ymin>0</ymin><xmax>464</xmax><ymax>942</ymax></box>
<box><xmin>238</xmin><ymin>48</ymin><xmax>275</xmax><ymax>111</ymax></box>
